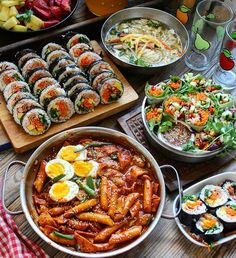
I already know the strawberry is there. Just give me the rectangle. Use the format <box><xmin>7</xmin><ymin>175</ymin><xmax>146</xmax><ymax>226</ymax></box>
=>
<box><xmin>51</xmin><ymin>6</ymin><xmax>62</xmax><ymax>19</ymax></box>
<box><xmin>33</xmin><ymin>5</ymin><xmax>51</xmax><ymax>20</ymax></box>
<box><xmin>43</xmin><ymin>19</ymin><xmax>60</xmax><ymax>28</ymax></box>
<box><xmin>34</xmin><ymin>0</ymin><xmax>49</xmax><ymax>10</ymax></box>
<box><xmin>61</xmin><ymin>0</ymin><xmax>71</xmax><ymax>13</ymax></box>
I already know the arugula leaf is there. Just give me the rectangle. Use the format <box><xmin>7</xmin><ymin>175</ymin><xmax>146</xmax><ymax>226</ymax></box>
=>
<box><xmin>16</xmin><ymin>10</ymin><xmax>33</xmax><ymax>23</ymax></box>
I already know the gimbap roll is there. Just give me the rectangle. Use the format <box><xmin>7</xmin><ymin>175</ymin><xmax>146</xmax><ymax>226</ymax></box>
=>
<box><xmin>15</xmin><ymin>48</ymin><xmax>37</xmax><ymax>61</ymax></box>
<box><xmin>91</xmin><ymin>71</ymin><xmax>115</xmax><ymax>89</ymax></box>
<box><xmin>27</xmin><ymin>68</ymin><xmax>52</xmax><ymax>85</ymax></box>
<box><xmin>178</xmin><ymin>194</ymin><xmax>207</xmax><ymax>226</ymax></box>
<box><xmin>46</xmin><ymin>50</ymin><xmax>70</xmax><ymax>65</ymax></box>
<box><xmin>33</xmin><ymin>77</ymin><xmax>59</xmax><ymax>97</ymax></box>
<box><xmin>0</xmin><ymin>69</ymin><xmax>24</xmax><ymax>92</ymax></box>
<box><xmin>42</xmin><ymin>43</ymin><xmax>65</xmax><ymax>60</ymax></box>
<box><xmin>69</xmin><ymin>43</ymin><xmax>92</xmax><ymax>60</ymax></box>
<box><xmin>77</xmin><ymin>51</ymin><xmax>102</xmax><ymax>70</ymax></box>
<box><xmin>200</xmin><ymin>185</ymin><xmax>228</xmax><ymax>211</ymax></box>
<box><xmin>22</xmin><ymin>58</ymin><xmax>48</xmax><ymax>78</ymax></box>
<box><xmin>13</xmin><ymin>98</ymin><xmax>41</xmax><ymax>125</ymax></box>
<box><xmin>57</xmin><ymin>65</ymin><xmax>82</xmax><ymax>84</ymax></box>
<box><xmin>71</xmin><ymin>87</ymin><xmax>100</xmax><ymax>114</ymax></box>
<box><xmin>21</xmin><ymin>108</ymin><xmax>51</xmax><ymax>135</ymax></box>
<box><xmin>7</xmin><ymin>92</ymin><xmax>36</xmax><ymax>114</ymax></box>
<box><xmin>216</xmin><ymin>201</ymin><xmax>236</xmax><ymax>231</ymax></box>
<box><xmin>47</xmin><ymin>96</ymin><xmax>74</xmax><ymax>123</ymax></box>
<box><xmin>222</xmin><ymin>180</ymin><xmax>236</xmax><ymax>202</ymax></box>
<box><xmin>39</xmin><ymin>85</ymin><xmax>66</xmax><ymax>107</ymax></box>
<box><xmin>68</xmin><ymin>82</ymin><xmax>91</xmax><ymax>98</ymax></box>
<box><xmin>0</xmin><ymin>61</ymin><xmax>19</xmax><ymax>73</ymax></box>
<box><xmin>3</xmin><ymin>81</ymin><xmax>30</xmax><ymax>101</ymax></box>
<box><xmin>88</xmin><ymin>60</ymin><xmax>113</xmax><ymax>78</ymax></box>
<box><xmin>66</xmin><ymin>33</ymin><xmax>91</xmax><ymax>49</ymax></box>
<box><xmin>63</xmin><ymin>74</ymin><xmax>88</xmax><ymax>90</ymax></box>
<box><xmin>97</xmin><ymin>78</ymin><xmax>124</xmax><ymax>104</ymax></box>
<box><xmin>49</xmin><ymin>56</ymin><xmax>74</xmax><ymax>77</ymax></box>
<box><xmin>195</xmin><ymin>213</ymin><xmax>224</xmax><ymax>243</ymax></box>
<box><xmin>18</xmin><ymin>52</ymin><xmax>40</xmax><ymax>69</ymax></box>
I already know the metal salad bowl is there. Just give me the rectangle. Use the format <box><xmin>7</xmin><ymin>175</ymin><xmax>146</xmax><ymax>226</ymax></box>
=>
<box><xmin>141</xmin><ymin>97</ymin><xmax>223</xmax><ymax>163</ymax></box>
<box><xmin>2</xmin><ymin>127</ymin><xmax>182</xmax><ymax>257</ymax></box>
<box><xmin>101</xmin><ymin>7</ymin><xmax>189</xmax><ymax>74</ymax></box>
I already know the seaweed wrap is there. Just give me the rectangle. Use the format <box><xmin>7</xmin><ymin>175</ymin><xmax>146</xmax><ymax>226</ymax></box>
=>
<box><xmin>0</xmin><ymin>61</ymin><xmax>19</xmax><ymax>73</ymax></box>
<box><xmin>91</xmin><ymin>71</ymin><xmax>115</xmax><ymax>90</ymax></box>
<box><xmin>222</xmin><ymin>180</ymin><xmax>236</xmax><ymax>202</ymax></box>
<box><xmin>69</xmin><ymin>43</ymin><xmax>92</xmax><ymax>61</ymax></box>
<box><xmin>39</xmin><ymin>85</ymin><xmax>66</xmax><ymax>107</ymax></box>
<box><xmin>18</xmin><ymin>52</ymin><xmax>40</xmax><ymax>69</ymax></box>
<box><xmin>216</xmin><ymin>201</ymin><xmax>236</xmax><ymax>231</ymax></box>
<box><xmin>66</xmin><ymin>33</ymin><xmax>91</xmax><ymax>49</ymax></box>
<box><xmin>77</xmin><ymin>51</ymin><xmax>102</xmax><ymax>70</ymax></box>
<box><xmin>33</xmin><ymin>77</ymin><xmax>59</xmax><ymax>97</ymax></box>
<box><xmin>42</xmin><ymin>43</ymin><xmax>65</xmax><ymax>60</ymax></box>
<box><xmin>22</xmin><ymin>58</ymin><xmax>48</xmax><ymax>78</ymax></box>
<box><xmin>27</xmin><ymin>68</ymin><xmax>52</xmax><ymax>85</ymax></box>
<box><xmin>0</xmin><ymin>69</ymin><xmax>24</xmax><ymax>92</ymax></box>
<box><xmin>3</xmin><ymin>81</ymin><xmax>30</xmax><ymax>101</ymax></box>
<box><xmin>88</xmin><ymin>60</ymin><xmax>113</xmax><ymax>78</ymax></box>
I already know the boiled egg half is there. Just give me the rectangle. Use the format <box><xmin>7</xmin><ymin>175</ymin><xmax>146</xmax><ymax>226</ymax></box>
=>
<box><xmin>49</xmin><ymin>181</ymin><xmax>79</xmax><ymax>202</ymax></box>
<box><xmin>45</xmin><ymin>159</ymin><xmax>74</xmax><ymax>181</ymax></box>
<box><xmin>56</xmin><ymin>144</ymin><xmax>87</xmax><ymax>162</ymax></box>
<box><xmin>73</xmin><ymin>160</ymin><xmax>99</xmax><ymax>178</ymax></box>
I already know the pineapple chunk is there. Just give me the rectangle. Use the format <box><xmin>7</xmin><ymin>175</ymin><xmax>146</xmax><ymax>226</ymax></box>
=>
<box><xmin>1</xmin><ymin>1</ymin><xmax>21</xmax><ymax>7</ymax></box>
<box><xmin>0</xmin><ymin>6</ymin><xmax>10</xmax><ymax>22</ymax></box>
<box><xmin>25</xmin><ymin>15</ymin><xmax>43</xmax><ymax>31</ymax></box>
<box><xmin>12</xmin><ymin>24</ymin><xmax>27</xmax><ymax>32</ymax></box>
<box><xmin>9</xmin><ymin>6</ymin><xmax>18</xmax><ymax>17</ymax></box>
<box><xmin>3</xmin><ymin>16</ymin><xmax>19</xmax><ymax>30</ymax></box>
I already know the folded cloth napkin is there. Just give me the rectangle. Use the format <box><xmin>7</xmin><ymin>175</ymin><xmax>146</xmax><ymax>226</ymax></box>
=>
<box><xmin>0</xmin><ymin>180</ymin><xmax>49</xmax><ymax>258</ymax></box>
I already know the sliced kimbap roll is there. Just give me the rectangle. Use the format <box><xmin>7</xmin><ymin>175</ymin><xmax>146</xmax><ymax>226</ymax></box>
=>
<box><xmin>0</xmin><ymin>61</ymin><xmax>19</xmax><ymax>74</ymax></box>
<box><xmin>49</xmin><ymin>56</ymin><xmax>74</xmax><ymax>76</ymax></box>
<box><xmin>39</xmin><ymin>85</ymin><xmax>66</xmax><ymax>107</ymax></box>
<box><xmin>91</xmin><ymin>70</ymin><xmax>115</xmax><ymax>89</ymax></box>
<box><xmin>33</xmin><ymin>77</ymin><xmax>59</xmax><ymax>97</ymax></box>
<box><xmin>15</xmin><ymin>48</ymin><xmax>37</xmax><ymax>61</ymax></box>
<box><xmin>200</xmin><ymin>185</ymin><xmax>228</xmax><ymax>211</ymax></box>
<box><xmin>21</xmin><ymin>108</ymin><xmax>51</xmax><ymax>135</ymax></box>
<box><xmin>66</xmin><ymin>33</ymin><xmax>91</xmax><ymax>49</ymax></box>
<box><xmin>18</xmin><ymin>52</ymin><xmax>40</xmax><ymax>69</ymax></box>
<box><xmin>195</xmin><ymin>213</ymin><xmax>224</xmax><ymax>243</ymax></box>
<box><xmin>71</xmin><ymin>87</ymin><xmax>100</xmax><ymax>114</ymax></box>
<box><xmin>58</xmin><ymin>65</ymin><xmax>83</xmax><ymax>84</ymax></box>
<box><xmin>68</xmin><ymin>82</ymin><xmax>91</xmax><ymax>98</ymax></box>
<box><xmin>69</xmin><ymin>43</ymin><xmax>92</xmax><ymax>60</ymax></box>
<box><xmin>42</xmin><ymin>43</ymin><xmax>65</xmax><ymax>60</ymax></box>
<box><xmin>27</xmin><ymin>68</ymin><xmax>52</xmax><ymax>85</ymax></box>
<box><xmin>63</xmin><ymin>74</ymin><xmax>88</xmax><ymax>90</ymax></box>
<box><xmin>216</xmin><ymin>201</ymin><xmax>236</xmax><ymax>231</ymax></box>
<box><xmin>178</xmin><ymin>194</ymin><xmax>207</xmax><ymax>226</ymax></box>
<box><xmin>46</xmin><ymin>50</ymin><xmax>70</xmax><ymax>65</ymax></box>
<box><xmin>47</xmin><ymin>96</ymin><xmax>74</xmax><ymax>123</ymax></box>
<box><xmin>97</xmin><ymin>78</ymin><xmax>124</xmax><ymax>104</ymax></box>
<box><xmin>222</xmin><ymin>180</ymin><xmax>236</xmax><ymax>202</ymax></box>
<box><xmin>77</xmin><ymin>51</ymin><xmax>102</xmax><ymax>70</ymax></box>
<box><xmin>0</xmin><ymin>69</ymin><xmax>24</xmax><ymax>92</ymax></box>
<box><xmin>3</xmin><ymin>81</ymin><xmax>30</xmax><ymax>101</ymax></box>
<box><xmin>22</xmin><ymin>58</ymin><xmax>48</xmax><ymax>78</ymax></box>
<box><xmin>13</xmin><ymin>98</ymin><xmax>41</xmax><ymax>125</ymax></box>
<box><xmin>7</xmin><ymin>92</ymin><xmax>35</xmax><ymax>114</ymax></box>
<box><xmin>88</xmin><ymin>60</ymin><xmax>113</xmax><ymax>78</ymax></box>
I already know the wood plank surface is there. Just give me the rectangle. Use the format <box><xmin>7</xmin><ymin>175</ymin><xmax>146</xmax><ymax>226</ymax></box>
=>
<box><xmin>0</xmin><ymin>1</ymin><xmax>236</xmax><ymax>258</ymax></box>
<box><xmin>0</xmin><ymin>41</ymin><xmax>138</xmax><ymax>153</ymax></box>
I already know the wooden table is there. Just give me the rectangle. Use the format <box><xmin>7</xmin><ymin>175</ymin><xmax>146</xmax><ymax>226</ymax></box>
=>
<box><xmin>1</xmin><ymin>1</ymin><xmax>236</xmax><ymax>257</ymax></box>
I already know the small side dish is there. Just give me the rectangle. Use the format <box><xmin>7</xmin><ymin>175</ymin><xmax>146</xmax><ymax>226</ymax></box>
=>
<box><xmin>178</xmin><ymin>178</ymin><xmax>236</xmax><ymax>247</ymax></box>
<box><xmin>144</xmin><ymin>73</ymin><xmax>236</xmax><ymax>155</ymax></box>
<box><xmin>32</xmin><ymin>137</ymin><xmax>161</xmax><ymax>253</ymax></box>
<box><xmin>0</xmin><ymin>0</ymin><xmax>74</xmax><ymax>32</ymax></box>
<box><xmin>105</xmin><ymin>18</ymin><xmax>183</xmax><ymax>67</ymax></box>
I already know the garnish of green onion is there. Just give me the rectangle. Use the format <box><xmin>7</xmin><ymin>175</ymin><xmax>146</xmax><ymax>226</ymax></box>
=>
<box><xmin>74</xmin><ymin>142</ymin><xmax>113</xmax><ymax>153</ymax></box>
<box><xmin>53</xmin><ymin>231</ymin><xmax>74</xmax><ymax>240</ymax></box>
<box><xmin>42</xmin><ymin>174</ymin><xmax>66</xmax><ymax>191</ymax></box>
<box><xmin>76</xmin><ymin>179</ymin><xmax>96</xmax><ymax>197</ymax></box>
<box><xmin>86</xmin><ymin>176</ymin><xmax>95</xmax><ymax>190</ymax></box>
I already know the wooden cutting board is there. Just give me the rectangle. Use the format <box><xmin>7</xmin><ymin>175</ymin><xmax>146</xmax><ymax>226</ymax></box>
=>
<box><xmin>0</xmin><ymin>41</ymin><xmax>138</xmax><ymax>153</ymax></box>
<box><xmin>0</xmin><ymin>122</ymin><xmax>11</xmax><ymax>152</ymax></box>
<box><xmin>118</xmin><ymin>107</ymin><xmax>236</xmax><ymax>192</ymax></box>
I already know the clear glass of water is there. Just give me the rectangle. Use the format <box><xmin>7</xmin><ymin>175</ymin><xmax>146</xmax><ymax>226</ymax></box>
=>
<box><xmin>185</xmin><ymin>0</ymin><xmax>233</xmax><ymax>71</ymax></box>
<box><xmin>213</xmin><ymin>20</ymin><xmax>236</xmax><ymax>90</ymax></box>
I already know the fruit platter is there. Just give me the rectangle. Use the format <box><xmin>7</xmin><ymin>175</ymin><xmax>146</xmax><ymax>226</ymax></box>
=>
<box><xmin>0</xmin><ymin>0</ymin><xmax>78</xmax><ymax>32</ymax></box>
<box><xmin>142</xmin><ymin>72</ymin><xmax>236</xmax><ymax>161</ymax></box>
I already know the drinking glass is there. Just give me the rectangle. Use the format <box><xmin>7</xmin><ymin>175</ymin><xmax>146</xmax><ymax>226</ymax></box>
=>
<box><xmin>185</xmin><ymin>0</ymin><xmax>233</xmax><ymax>71</ymax></box>
<box><xmin>213</xmin><ymin>20</ymin><xmax>236</xmax><ymax>90</ymax></box>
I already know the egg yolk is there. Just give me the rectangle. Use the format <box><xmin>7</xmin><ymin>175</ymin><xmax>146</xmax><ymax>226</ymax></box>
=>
<box><xmin>47</xmin><ymin>163</ymin><xmax>65</xmax><ymax>178</ymax></box>
<box><xmin>61</xmin><ymin>146</ymin><xmax>80</xmax><ymax>161</ymax></box>
<box><xmin>52</xmin><ymin>182</ymin><xmax>70</xmax><ymax>198</ymax></box>
<box><xmin>73</xmin><ymin>161</ymin><xmax>93</xmax><ymax>177</ymax></box>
